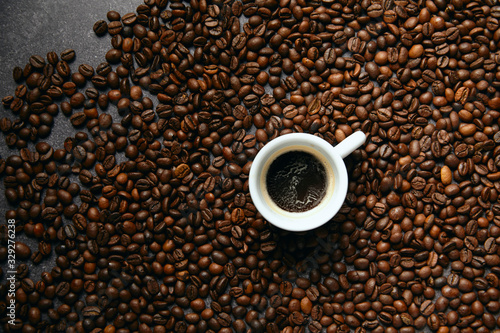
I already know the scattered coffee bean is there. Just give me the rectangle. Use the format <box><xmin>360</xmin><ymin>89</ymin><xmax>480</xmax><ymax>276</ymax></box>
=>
<box><xmin>1</xmin><ymin>1</ymin><xmax>500</xmax><ymax>333</ymax></box>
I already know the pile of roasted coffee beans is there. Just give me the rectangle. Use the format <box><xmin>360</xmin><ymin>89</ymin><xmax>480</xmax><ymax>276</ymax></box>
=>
<box><xmin>2</xmin><ymin>0</ymin><xmax>500</xmax><ymax>332</ymax></box>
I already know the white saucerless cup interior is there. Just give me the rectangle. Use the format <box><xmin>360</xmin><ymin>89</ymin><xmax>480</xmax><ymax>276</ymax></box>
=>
<box><xmin>249</xmin><ymin>131</ymin><xmax>366</xmax><ymax>232</ymax></box>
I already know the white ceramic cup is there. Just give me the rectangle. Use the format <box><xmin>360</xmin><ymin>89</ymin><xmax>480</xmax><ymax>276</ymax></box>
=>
<box><xmin>249</xmin><ymin>131</ymin><xmax>366</xmax><ymax>232</ymax></box>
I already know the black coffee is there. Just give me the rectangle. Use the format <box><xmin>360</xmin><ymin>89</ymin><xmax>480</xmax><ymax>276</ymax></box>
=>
<box><xmin>265</xmin><ymin>150</ymin><xmax>328</xmax><ymax>212</ymax></box>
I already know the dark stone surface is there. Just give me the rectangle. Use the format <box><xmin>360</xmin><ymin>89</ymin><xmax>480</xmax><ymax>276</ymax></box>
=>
<box><xmin>0</xmin><ymin>0</ymin><xmax>138</xmax><ymax>94</ymax></box>
<box><xmin>0</xmin><ymin>0</ymin><xmax>139</xmax><ymax>148</ymax></box>
<box><xmin>0</xmin><ymin>0</ymin><xmax>139</xmax><ymax>271</ymax></box>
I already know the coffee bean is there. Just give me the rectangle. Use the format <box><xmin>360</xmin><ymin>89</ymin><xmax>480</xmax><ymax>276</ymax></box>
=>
<box><xmin>107</xmin><ymin>20</ymin><xmax>122</xmax><ymax>34</ymax></box>
<box><xmin>2</xmin><ymin>2</ymin><xmax>500</xmax><ymax>332</ymax></box>
<box><xmin>60</xmin><ymin>49</ymin><xmax>75</xmax><ymax>62</ymax></box>
<box><xmin>93</xmin><ymin>20</ymin><xmax>108</xmax><ymax>36</ymax></box>
<box><xmin>70</xmin><ymin>112</ymin><xmax>86</xmax><ymax>126</ymax></box>
<box><xmin>420</xmin><ymin>300</ymin><xmax>435</xmax><ymax>316</ymax></box>
<box><xmin>15</xmin><ymin>242</ymin><xmax>31</xmax><ymax>260</ymax></box>
<box><xmin>29</xmin><ymin>55</ymin><xmax>46</xmax><ymax>69</ymax></box>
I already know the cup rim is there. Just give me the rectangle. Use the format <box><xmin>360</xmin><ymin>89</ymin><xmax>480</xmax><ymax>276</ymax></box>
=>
<box><xmin>249</xmin><ymin>133</ymin><xmax>348</xmax><ymax>232</ymax></box>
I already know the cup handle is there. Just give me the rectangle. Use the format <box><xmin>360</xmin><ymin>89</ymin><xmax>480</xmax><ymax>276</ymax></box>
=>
<box><xmin>333</xmin><ymin>131</ymin><xmax>366</xmax><ymax>159</ymax></box>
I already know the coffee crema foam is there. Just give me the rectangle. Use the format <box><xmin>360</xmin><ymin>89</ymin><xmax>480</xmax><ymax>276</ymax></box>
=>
<box><xmin>265</xmin><ymin>150</ymin><xmax>328</xmax><ymax>212</ymax></box>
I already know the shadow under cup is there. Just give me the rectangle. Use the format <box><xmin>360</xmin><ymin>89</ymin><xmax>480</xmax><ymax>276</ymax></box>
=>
<box><xmin>249</xmin><ymin>133</ymin><xmax>349</xmax><ymax>232</ymax></box>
